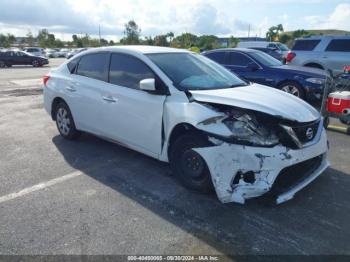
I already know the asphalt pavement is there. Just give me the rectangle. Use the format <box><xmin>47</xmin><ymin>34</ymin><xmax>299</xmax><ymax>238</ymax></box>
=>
<box><xmin>0</xmin><ymin>59</ymin><xmax>349</xmax><ymax>257</ymax></box>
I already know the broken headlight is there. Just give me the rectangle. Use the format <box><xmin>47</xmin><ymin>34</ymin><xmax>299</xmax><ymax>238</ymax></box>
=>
<box><xmin>223</xmin><ymin>111</ymin><xmax>279</xmax><ymax>147</ymax></box>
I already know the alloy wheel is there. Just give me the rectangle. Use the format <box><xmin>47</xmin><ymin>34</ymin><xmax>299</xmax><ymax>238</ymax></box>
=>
<box><xmin>56</xmin><ymin>107</ymin><xmax>71</xmax><ymax>136</ymax></box>
<box><xmin>281</xmin><ymin>85</ymin><xmax>300</xmax><ymax>97</ymax></box>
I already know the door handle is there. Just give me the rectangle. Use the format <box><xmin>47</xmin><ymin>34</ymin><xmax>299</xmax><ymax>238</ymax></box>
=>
<box><xmin>102</xmin><ymin>96</ymin><xmax>116</xmax><ymax>103</ymax></box>
<box><xmin>65</xmin><ymin>86</ymin><xmax>76</xmax><ymax>92</ymax></box>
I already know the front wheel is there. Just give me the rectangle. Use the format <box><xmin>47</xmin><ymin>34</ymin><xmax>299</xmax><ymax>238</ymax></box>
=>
<box><xmin>55</xmin><ymin>102</ymin><xmax>81</xmax><ymax>140</ymax></box>
<box><xmin>169</xmin><ymin>133</ymin><xmax>213</xmax><ymax>193</ymax></box>
<box><xmin>0</xmin><ymin>61</ymin><xmax>5</xmax><ymax>68</ymax></box>
<box><xmin>279</xmin><ymin>81</ymin><xmax>305</xmax><ymax>99</ymax></box>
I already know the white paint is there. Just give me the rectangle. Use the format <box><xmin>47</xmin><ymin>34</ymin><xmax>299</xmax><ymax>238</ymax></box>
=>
<box><xmin>0</xmin><ymin>171</ymin><xmax>82</xmax><ymax>204</ymax></box>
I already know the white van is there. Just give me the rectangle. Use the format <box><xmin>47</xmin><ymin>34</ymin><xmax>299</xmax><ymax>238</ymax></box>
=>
<box><xmin>237</xmin><ymin>41</ymin><xmax>290</xmax><ymax>57</ymax></box>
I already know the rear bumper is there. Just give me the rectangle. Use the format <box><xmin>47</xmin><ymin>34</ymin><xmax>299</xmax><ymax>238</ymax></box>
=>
<box><xmin>194</xmin><ymin>128</ymin><xmax>329</xmax><ymax>204</ymax></box>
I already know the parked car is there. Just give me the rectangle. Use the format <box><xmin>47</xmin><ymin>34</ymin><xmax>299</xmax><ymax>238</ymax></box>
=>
<box><xmin>45</xmin><ymin>48</ymin><xmax>58</xmax><ymax>58</ymax></box>
<box><xmin>237</xmin><ymin>41</ymin><xmax>290</xmax><ymax>58</ymax></box>
<box><xmin>203</xmin><ymin>48</ymin><xmax>327</xmax><ymax>101</ymax></box>
<box><xmin>250</xmin><ymin>47</ymin><xmax>284</xmax><ymax>62</ymax></box>
<box><xmin>23</xmin><ymin>47</ymin><xmax>46</xmax><ymax>57</ymax></box>
<box><xmin>287</xmin><ymin>35</ymin><xmax>350</xmax><ymax>74</ymax></box>
<box><xmin>66</xmin><ymin>48</ymin><xmax>88</xmax><ymax>59</ymax></box>
<box><xmin>0</xmin><ymin>50</ymin><xmax>49</xmax><ymax>67</ymax></box>
<box><xmin>53</xmin><ymin>48</ymin><xmax>70</xmax><ymax>58</ymax></box>
<box><xmin>43</xmin><ymin>46</ymin><xmax>329</xmax><ymax>205</ymax></box>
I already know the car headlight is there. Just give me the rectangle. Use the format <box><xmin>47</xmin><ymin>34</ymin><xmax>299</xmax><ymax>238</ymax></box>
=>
<box><xmin>306</xmin><ymin>78</ymin><xmax>324</xmax><ymax>85</ymax></box>
<box><xmin>223</xmin><ymin>111</ymin><xmax>279</xmax><ymax>146</ymax></box>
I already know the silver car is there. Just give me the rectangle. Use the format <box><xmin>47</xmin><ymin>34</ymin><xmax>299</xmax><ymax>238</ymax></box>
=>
<box><xmin>287</xmin><ymin>35</ymin><xmax>350</xmax><ymax>74</ymax></box>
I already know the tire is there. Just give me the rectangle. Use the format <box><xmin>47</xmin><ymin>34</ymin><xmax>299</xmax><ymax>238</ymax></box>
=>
<box><xmin>0</xmin><ymin>61</ymin><xmax>5</xmax><ymax>68</ymax></box>
<box><xmin>169</xmin><ymin>133</ymin><xmax>213</xmax><ymax>193</ymax></box>
<box><xmin>323</xmin><ymin>116</ymin><xmax>330</xmax><ymax>129</ymax></box>
<box><xmin>54</xmin><ymin>102</ymin><xmax>81</xmax><ymax>140</ymax></box>
<box><xmin>32</xmin><ymin>60</ymin><xmax>40</xmax><ymax>67</ymax></box>
<box><xmin>279</xmin><ymin>81</ymin><xmax>305</xmax><ymax>100</ymax></box>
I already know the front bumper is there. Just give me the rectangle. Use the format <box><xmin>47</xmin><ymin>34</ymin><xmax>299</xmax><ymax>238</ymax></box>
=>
<box><xmin>194</xmin><ymin>128</ymin><xmax>329</xmax><ymax>204</ymax></box>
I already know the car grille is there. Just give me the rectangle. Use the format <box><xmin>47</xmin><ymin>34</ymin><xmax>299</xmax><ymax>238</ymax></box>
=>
<box><xmin>278</xmin><ymin>120</ymin><xmax>321</xmax><ymax>149</ymax></box>
<box><xmin>269</xmin><ymin>155</ymin><xmax>323</xmax><ymax>195</ymax></box>
<box><xmin>292</xmin><ymin>120</ymin><xmax>320</xmax><ymax>144</ymax></box>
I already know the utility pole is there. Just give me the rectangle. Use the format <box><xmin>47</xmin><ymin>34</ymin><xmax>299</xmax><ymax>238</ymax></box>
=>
<box><xmin>248</xmin><ymin>24</ymin><xmax>250</xmax><ymax>38</ymax></box>
<box><xmin>99</xmin><ymin>24</ymin><xmax>101</xmax><ymax>44</ymax></box>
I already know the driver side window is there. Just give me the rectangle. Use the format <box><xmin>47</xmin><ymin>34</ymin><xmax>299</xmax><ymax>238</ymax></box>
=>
<box><xmin>109</xmin><ymin>53</ymin><xmax>155</xmax><ymax>90</ymax></box>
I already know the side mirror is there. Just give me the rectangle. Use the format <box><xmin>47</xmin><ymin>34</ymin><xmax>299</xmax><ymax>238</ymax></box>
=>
<box><xmin>140</xmin><ymin>78</ymin><xmax>156</xmax><ymax>92</ymax></box>
<box><xmin>247</xmin><ymin>62</ymin><xmax>259</xmax><ymax>71</ymax></box>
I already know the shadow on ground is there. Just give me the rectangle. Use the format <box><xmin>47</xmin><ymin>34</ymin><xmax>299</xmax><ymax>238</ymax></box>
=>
<box><xmin>52</xmin><ymin>133</ymin><xmax>350</xmax><ymax>255</ymax></box>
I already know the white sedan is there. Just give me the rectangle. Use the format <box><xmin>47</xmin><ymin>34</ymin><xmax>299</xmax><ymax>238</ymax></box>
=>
<box><xmin>43</xmin><ymin>46</ymin><xmax>329</xmax><ymax>204</ymax></box>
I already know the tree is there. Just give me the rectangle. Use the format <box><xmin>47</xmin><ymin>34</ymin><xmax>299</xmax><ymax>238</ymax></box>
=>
<box><xmin>172</xmin><ymin>33</ymin><xmax>198</xmax><ymax>48</ymax></box>
<box><xmin>166</xmin><ymin>32</ymin><xmax>174</xmax><ymax>43</ymax></box>
<box><xmin>0</xmin><ymin>33</ymin><xmax>16</xmax><ymax>48</ymax></box>
<box><xmin>292</xmin><ymin>29</ymin><xmax>310</xmax><ymax>38</ymax></box>
<box><xmin>279</xmin><ymin>33</ymin><xmax>292</xmax><ymax>44</ymax></box>
<box><xmin>154</xmin><ymin>34</ymin><xmax>168</xmax><ymax>46</ymax></box>
<box><xmin>143</xmin><ymin>36</ymin><xmax>154</xmax><ymax>45</ymax></box>
<box><xmin>266</xmin><ymin>24</ymin><xmax>284</xmax><ymax>41</ymax></box>
<box><xmin>197</xmin><ymin>35</ymin><xmax>219</xmax><ymax>50</ymax></box>
<box><xmin>228</xmin><ymin>36</ymin><xmax>239</xmax><ymax>48</ymax></box>
<box><xmin>38</xmin><ymin>29</ymin><xmax>49</xmax><ymax>48</ymax></box>
<box><xmin>121</xmin><ymin>20</ymin><xmax>141</xmax><ymax>45</ymax></box>
<box><xmin>100</xmin><ymin>38</ymin><xmax>109</xmax><ymax>46</ymax></box>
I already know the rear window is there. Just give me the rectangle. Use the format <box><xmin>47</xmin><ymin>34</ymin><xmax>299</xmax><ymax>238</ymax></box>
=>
<box><xmin>292</xmin><ymin>40</ymin><xmax>321</xmax><ymax>51</ymax></box>
<box><xmin>325</xmin><ymin>39</ymin><xmax>350</xmax><ymax>52</ymax></box>
<box><xmin>205</xmin><ymin>52</ymin><xmax>226</xmax><ymax>64</ymax></box>
<box><xmin>76</xmin><ymin>53</ymin><xmax>109</xmax><ymax>81</ymax></box>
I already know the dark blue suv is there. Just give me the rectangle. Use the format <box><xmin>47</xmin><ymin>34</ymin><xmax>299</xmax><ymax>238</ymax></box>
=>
<box><xmin>203</xmin><ymin>48</ymin><xmax>327</xmax><ymax>101</ymax></box>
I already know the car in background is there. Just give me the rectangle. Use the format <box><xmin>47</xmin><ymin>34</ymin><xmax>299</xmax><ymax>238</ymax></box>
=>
<box><xmin>237</xmin><ymin>41</ymin><xmax>290</xmax><ymax>58</ymax></box>
<box><xmin>53</xmin><ymin>48</ymin><xmax>70</xmax><ymax>58</ymax></box>
<box><xmin>0</xmin><ymin>50</ymin><xmax>49</xmax><ymax>67</ymax></box>
<box><xmin>250</xmin><ymin>47</ymin><xmax>284</xmax><ymax>62</ymax></box>
<box><xmin>23</xmin><ymin>47</ymin><xmax>46</xmax><ymax>57</ymax></box>
<box><xmin>66</xmin><ymin>48</ymin><xmax>88</xmax><ymax>59</ymax></box>
<box><xmin>43</xmin><ymin>46</ymin><xmax>328</xmax><ymax>205</ymax></box>
<box><xmin>287</xmin><ymin>35</ymin><xmax>350</xmax><ymax>74</ymax></box>
<box><xmin>45</xmin><ymin>48</ymin><xmax>59</xmax><ymax>58</ymax></box>
<box><xmin>203</xmin><ymin>48</ymin><xmax>327</xmax><ymax>101</ymax></box>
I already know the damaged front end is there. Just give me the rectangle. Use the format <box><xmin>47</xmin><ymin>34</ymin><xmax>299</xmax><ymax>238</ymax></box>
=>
<box><xmin>193</xmin><ymin>103</ymin><xmax>329</xmax><ymax>204</ymax></box>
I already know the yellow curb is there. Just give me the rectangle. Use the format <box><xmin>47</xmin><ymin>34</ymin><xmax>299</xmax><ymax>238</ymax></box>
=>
<box><xmin>327</xmin><ymin>125</ymin><xmax>348</xmax><ymax>132</ymax></box>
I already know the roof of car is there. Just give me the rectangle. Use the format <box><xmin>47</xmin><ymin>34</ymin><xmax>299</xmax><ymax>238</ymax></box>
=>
<box><xmin>92</xmin><ymin>45</ymin><xmax>189</xmax><ymax>54</ymax></box>
<box><xmin>204</xmin><ymin>48</ymin><xmax>259</xmax><ymax>53</ymax></box>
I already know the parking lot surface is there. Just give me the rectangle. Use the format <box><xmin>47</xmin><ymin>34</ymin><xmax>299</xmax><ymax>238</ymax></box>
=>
<box><xmin>0</xmin><ymin>59</ymin><xmax>350</xmax><ymax>256</ymax></box>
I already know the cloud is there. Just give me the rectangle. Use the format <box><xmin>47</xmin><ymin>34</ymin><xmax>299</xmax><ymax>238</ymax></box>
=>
<box><xmin>304</xmin><ymin>3</ymin><xmax>350</xmax><ymax>30</ymax></box>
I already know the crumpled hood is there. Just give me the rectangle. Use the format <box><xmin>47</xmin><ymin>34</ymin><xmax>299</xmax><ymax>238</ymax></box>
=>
<box><xmin>190</xmin><ymin>83</ymin><xmax>320</xmax><ymax>123</ymax></box>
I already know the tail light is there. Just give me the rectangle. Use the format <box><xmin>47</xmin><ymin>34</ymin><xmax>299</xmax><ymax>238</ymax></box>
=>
<box><xmin>344</xmin><ymin>66</ymin><xmax>350</xmax><ymax>74</ymax></box>
<box><xmin>286</xmin><ymin>51</ymin><xmax>296</xmax><ymax>63</ymax></box>
<box><xmin>43</xmin><ymin>74</ymin><xmax>50</xmax><ymax>87</ymax></box>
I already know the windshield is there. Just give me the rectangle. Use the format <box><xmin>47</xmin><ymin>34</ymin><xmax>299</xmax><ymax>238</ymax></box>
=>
<box><xmin>250</xmin><ymin>51</ymin><xmax>282</xmax><ymax>67</ymax></box>
<box><xmin>277</xmin><ymin>43</ymin><xmax>289</xmax><ymax>51</ymax></box>
<box><xmin>147</xmin><ymin>53</ymin><xmax>246</xmax><ymax>91</ymax></box>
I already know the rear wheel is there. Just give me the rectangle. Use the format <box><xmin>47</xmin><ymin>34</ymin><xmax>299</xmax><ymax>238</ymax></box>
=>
<box><xmin>32</xmin><ymin>60</ymin><xmax>40</xmax><ymax>67</ymax></box>
<box><xmin>0</xmin><ymin>61</ymin><xmax>5</xmax><ymax>68</ymax></box>
<box><xmin>169</xmin><ymin>133</ymin><xmax>213</xmax><ymax>193</ymax></box>
<box><xmin>279</xmin><ymin>81</ymin><xmax>305</xmax><ymax>99</ymax></box>
<box><xmin>55</xmin><ymin>102</ymin><xmax>81</xmax><ymax>140</ymax></box>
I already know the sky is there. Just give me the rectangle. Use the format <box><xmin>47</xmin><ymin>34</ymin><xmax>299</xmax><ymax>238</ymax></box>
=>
<box><xmin>0</xmin><ymin>0</ymin><xmax>349</xmax><ymax>41</ymax></box>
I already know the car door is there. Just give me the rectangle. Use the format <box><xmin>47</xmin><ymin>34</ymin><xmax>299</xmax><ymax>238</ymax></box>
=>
<box><xmin>323</xmin><ymin>39</ymin><xmax>350</xmax><ymax>74</ymax></box>
<box><xmin>99</xmin><ymin>52</ymin><xmax>166</xmax><ymax>157</ymax></box>
<box><xmin>65</xmin><ymin>52</ymin><xmax>110</xmax><ymax>135</ymax></box>
<box><xmin>225</xmin><ymin>52</ymin><xmax>267</xmax><ymax>84</ymax></box>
